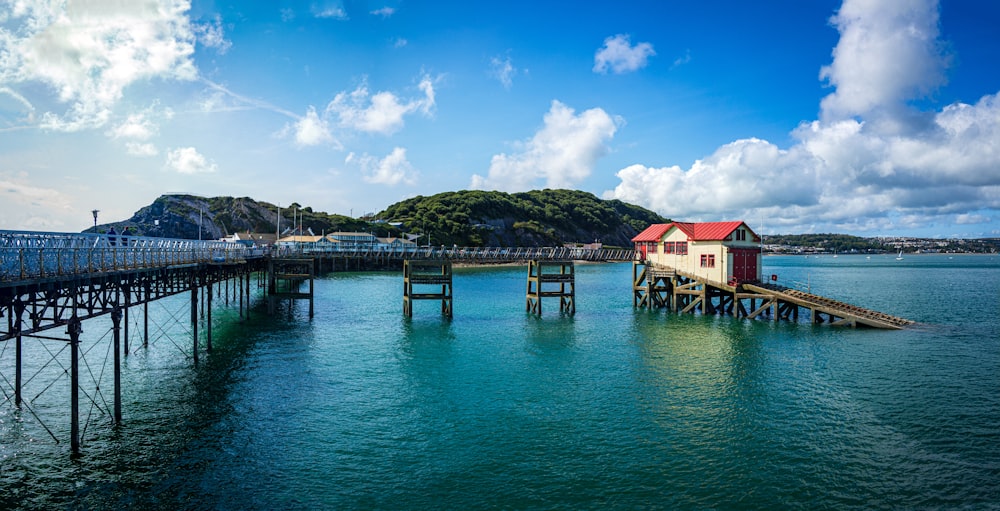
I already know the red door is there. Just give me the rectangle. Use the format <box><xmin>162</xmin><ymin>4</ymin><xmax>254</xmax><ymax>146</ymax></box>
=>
<box><xmin>730</xmin><ymin>248</ymin><xmax>759</xmax><ymax>282</ymax></box>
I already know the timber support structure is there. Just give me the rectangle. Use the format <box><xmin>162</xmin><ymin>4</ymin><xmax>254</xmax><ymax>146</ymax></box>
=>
<box><xmin>633</xmin><ymin>262</ymin><xmax>912</xmax><ymax>329</ymax></box>
<box><xmin>526</xmin><ymin>260</ymin><xmax>575</xmax><ymax>316</ymax></box>
<box><xmin>402</xmin><ymin>259</ymin><xmax>452</xmax><ymax>318</ymax></box>
<box><xmin>267</xmin><ymin>258</ymin><xmax>314</xmax><ymax>317</ymax></box>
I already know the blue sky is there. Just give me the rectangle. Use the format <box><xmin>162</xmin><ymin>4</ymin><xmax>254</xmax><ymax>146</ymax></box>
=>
<box><xmin>1</xmin><ymin>0</ymin><xmax>999</xmax><ymax>238</ymax></box>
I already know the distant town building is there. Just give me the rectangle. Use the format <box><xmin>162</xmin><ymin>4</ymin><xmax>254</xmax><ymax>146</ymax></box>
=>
<box><xmin>222</xmin><ymin>232</ymin><xmax>278</xmax><ymax>246</ymax></box>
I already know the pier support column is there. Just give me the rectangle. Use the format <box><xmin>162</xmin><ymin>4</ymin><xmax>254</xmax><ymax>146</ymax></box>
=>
<box><xmin>191</xmin><ymin>275</ymin><xmax>199</xmax><ymax>364</ymax></box>
<box><xmin>68</xmin><ymin>316</ymin><xmax>82</xmax><ymax>454</ymax></box>
<box><xmin>111</xmin><ymin>306</ymin><xmax>123</xmax><ymax>424</ymax></box>
<box><xmin>144</xmin><ymin>280</ymin><xmax>150</xmax><ymax>348</ymax></box>
<box><xmin>13</xmin><ymin>299</ymin><xmax>24</xmax><ymax>407</ymax></box>
<box><xmin>207</xmin><ymin>281</ymin><xmax>213</xmax><ymax>352</ymax></box>
<box><xmin>123</xmin><ymin>281</ymin><xmax>130</xmax><ymax>355</ymax></box>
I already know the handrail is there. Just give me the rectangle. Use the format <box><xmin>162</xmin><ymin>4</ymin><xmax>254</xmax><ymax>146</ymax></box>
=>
<box><xmin>1</xmin><ymin>230</ymin><xmax>262</xmax><ymax>283</ymax></box>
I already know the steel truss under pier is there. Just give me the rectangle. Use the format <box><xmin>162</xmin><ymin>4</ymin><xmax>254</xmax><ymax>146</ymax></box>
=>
<box><xmin>526</xmin><ymin>260</ymin><xmax>575</xmax><ymax>316</ymax></box>
<box><xmin>632</xmin><ymin>260</ymin><xmax>912</xmax><ymax>329</ymax></box>
<box><xmin>1</xmin><ymin>259</ymin><xmax>265</xmax><ymax>453</ymax></box>
<box><xmin>403</xmin><ymin>260</ymin><xmax>453</xmax><ymax>318</ymax></box>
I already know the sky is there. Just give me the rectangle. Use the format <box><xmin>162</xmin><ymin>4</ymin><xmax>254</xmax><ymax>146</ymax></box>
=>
<box><xmin>1</xmin><ymin>0</ymin><xmax>999</xmax><ymax>238</ymax></box>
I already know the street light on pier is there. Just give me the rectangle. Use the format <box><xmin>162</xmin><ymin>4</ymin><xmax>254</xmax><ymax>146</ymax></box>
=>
<box><xmin>91</xmin><ymin>209</ymin><xmax>99</xmax><ymax>231</ymax></box>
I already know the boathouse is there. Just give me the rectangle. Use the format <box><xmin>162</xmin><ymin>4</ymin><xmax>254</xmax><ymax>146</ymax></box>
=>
<box><xmin>632</xmin><ymin>221</ymin><xmax>762</xmax><ymax>285</ymax></box>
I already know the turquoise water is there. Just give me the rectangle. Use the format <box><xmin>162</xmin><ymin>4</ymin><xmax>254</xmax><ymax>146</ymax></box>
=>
<box><xmin>1</xmin><ymin>255</ymin><xmax>998</xmax><ymax>509</ymax></box>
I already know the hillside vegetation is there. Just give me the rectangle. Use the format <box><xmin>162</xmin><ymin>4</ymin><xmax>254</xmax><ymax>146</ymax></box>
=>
<box><xmin>378</xmin><ymin>189</ymin><xmax>667</xmax><ymax>247</ymax></box>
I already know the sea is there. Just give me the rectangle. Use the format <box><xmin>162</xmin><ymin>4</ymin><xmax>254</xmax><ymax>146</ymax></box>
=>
<box><xmin>1</xmin><ymin>254</ymin><xmax>998</xmax><ymax>510</ymax></box>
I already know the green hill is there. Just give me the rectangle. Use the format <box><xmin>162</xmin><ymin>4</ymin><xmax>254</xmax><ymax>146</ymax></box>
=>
<box><xmin>377</xmin><ymin>189</ymin><xmax>667</xmax><ymax>247</ymax></box>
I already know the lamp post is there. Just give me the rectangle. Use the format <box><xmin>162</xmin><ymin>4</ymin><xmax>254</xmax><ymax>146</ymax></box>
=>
<box><xmin>91</xmin><ymin>209</ymin><xmax>99</xmax><ymax>232</ymax></box>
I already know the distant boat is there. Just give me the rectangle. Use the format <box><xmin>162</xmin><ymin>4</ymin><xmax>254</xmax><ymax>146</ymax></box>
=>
<box><xmin>896</xmin><ymin>250</ymin><xmax>904</xmax><ymax>261</ymax></box>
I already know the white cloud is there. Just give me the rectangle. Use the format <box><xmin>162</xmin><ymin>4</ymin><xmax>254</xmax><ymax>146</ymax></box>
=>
<box><xmin>126</xmin><ymin>142</ymin><xmax>159</xmax><ymax>157</ymax></box>
<box><xmin>671</xmin><ymin>49</ymin><xmax>691</xmax><ymax>70</ymax></box>
<box><xmin>593</xmin><ymin>34</ymin><xmax>655</xmax><ymax>74</ymax></box>
<box><xmin>956</xmin><ymin>213</ymin><xmax>989</xmax><ymax>225</ymax></box>
<box><xmin>371</xmin><ymin>7</ymin><xmax>395</xmax><ymax>18</ymax></box>
<box><xmin>0</xmin><ymin>176</ymin><xmax>73</xmax><ymax>209</ymax></box>
<box><xmin>314</xmin><ymin>5</ymin><xmax>347</xmax><ymax>20</ymax></box>
<box><xmin>108</xmin><ymin>104</ymin><xmax>172</xmax><ymax>140</ymax></box>
<box><xmin>165</xmin><ymin>147</ymin><xmax>217</xmax><ymax>174</ymax></box>
<box><xmin>291</xmin><ymin>106</ymin><xmax>338</xmax><ymax>148</ymax></box>
<box><xmin>0</xmin><ymin>0</ymin><xmax>199</xmax><ymax>131</ymax></box>
<box><xmin>325</xmin><ymin>75</ymin><xmax>435</xmax><ymax>135</ymax></box>
<box><xmin>195</xmin><ymin>14</ymin><xmax>231</xmax><ymax>55</ymax></box>
<box><xmin>392</xmin><ymin>37</ymin><xmax>408</xmax><ymax>48</ymax></box>
<box><xmin>819</xmin><ymin>0</ymin><xmax>946</xmax><ymax>122</ymax></box>
<box><xmin>471</xmin><ymin>100</ymin><xmax>620</xmax><ymax>192</ymax></box>
<box><xmin>605</xmin><ymin>0</ymin><xmax>1000</xmax><ymax>234</ymax></box>
<box><xmin>346</xmin><ymin>147</ymin><xmax>418</xmax><ymax>185</ymax></box>
<box><xmin>490</xmin><ymin>55</ymin><xmax>516</xmax><ymax>89</ymax></box>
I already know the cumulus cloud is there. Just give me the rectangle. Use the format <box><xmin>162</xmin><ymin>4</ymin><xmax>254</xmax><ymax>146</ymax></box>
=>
<box><xmin>593</xmin><ymin>34</ymin><xmax>655</xmax><ymax>74</ymax></box>
<box><xmin>471</xmin><ymin>100</ymin><xmax>620</xmax><ymax>192</ymax></box>
<box><xmin>165</xmin><ymin>147</ymin><xmax>217</xmax><ymax>174</ymax></box>
<box><xmin>291</xmin><ymin>106</ymin><xmax>338</xmax><ymax>147</ymax></box>
<box><xmin>0</xmin><ymin>0</ymin><xmax>199</xmax><ymax>131</ymax></box>
<box><xmin>346</xmin><ymin>147</ymin><xmax>418</xmax><ymax>185</ymax></box>
<box><xmin>325</xmin><ymin>75</ymin><xmax>436</xmax><ymax>135</ymax></box>
<box><xmin>371</xmin><ymin>7</ymin><xmax>395</xmax><ymax>18</ymax></box>
<box><xmin>819</xmin><ymin>0</ymin><xmax>946</xmax><ymax>122</ymax></box>
<box><xmin>605</xmin><ymin>0</ymin><xmax>1000</xmax><ymax>234</ymax></box>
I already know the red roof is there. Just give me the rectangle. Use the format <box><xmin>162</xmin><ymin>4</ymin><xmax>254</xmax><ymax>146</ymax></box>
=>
<box><xmin>631</xmin><ymin>221</ymin><xmax>756</xmax><ymax>242</ymax></box>
<box><xmin>631</xmin><ymin>223</ymin><xmax>672</xmax><ymax>242</ymax></box>
<box><xmin>692</xmin><ymin>221</ymin><xmax>746</xmax><ymax>241</ymax></box>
